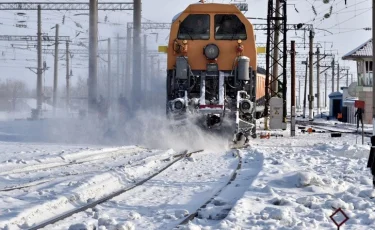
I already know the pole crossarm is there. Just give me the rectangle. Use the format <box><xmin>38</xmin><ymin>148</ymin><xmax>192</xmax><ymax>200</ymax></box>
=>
<box><xmin>0</xmin><ymin>2</ymin><xmax>133</xmax><ymax>10</ymax></box>
<box><xmin>43</xmin><ymin>49</ymin><xmax>161</xmax><ymax>55</ymax></box>
<box><xmin>253</xmin><ymin>23</ymin><xmax>313</xmax><ymax>31</ymax></box>
<box><xmin>127</xmin><ymin>22</ymin><xmax>171</xmax><ymax>30</ymax></box>
<box><xmin>257</xmin><ymin>42</ymin><xmax>321</xmax><ymax>49</ymax></box>
<box><xmin>0</xmin><ymin>35</ymin><xmax>70</xmax><ymax>42</ymax></box>
<box><xmin>43</xmin><ymin>49</ymin><xmax>127</xmax><ymax>55</ymax></box>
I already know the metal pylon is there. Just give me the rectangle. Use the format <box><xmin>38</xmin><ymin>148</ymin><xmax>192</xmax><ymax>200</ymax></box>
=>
<box><xmin>264</xmin><ymin>0</ymin><xmax>287</xmax><ymax>129</ymax></box>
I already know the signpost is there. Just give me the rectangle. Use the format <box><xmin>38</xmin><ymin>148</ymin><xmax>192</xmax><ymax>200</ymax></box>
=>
<box><xmin>330</xmin><ymin>208</ymin><xmax>349</xmax><ymax>230</ymax></box>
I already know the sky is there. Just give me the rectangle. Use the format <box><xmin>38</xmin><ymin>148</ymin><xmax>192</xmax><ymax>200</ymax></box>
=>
<box><xmin>0</xmin><ymin>0</ymin><xmax>372</xmax><ymax>95</ymax></box>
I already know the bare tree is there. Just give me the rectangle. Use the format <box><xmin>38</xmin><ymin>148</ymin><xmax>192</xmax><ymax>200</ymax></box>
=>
<box><xmin>0</xmin><ymin>79</ymin><xmax>29</xmax><ymax>111</ymax></box>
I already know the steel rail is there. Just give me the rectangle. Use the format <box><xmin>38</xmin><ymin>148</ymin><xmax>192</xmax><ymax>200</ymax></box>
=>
<box><xmin>28</xmin><ymin>149</ymin><xmax>204</xmax><ymax>230</ymax></box>
<box><xmin>176</xmin><ymin>148</ymin><xmax>243</xmax><ymax>226</ymax></box>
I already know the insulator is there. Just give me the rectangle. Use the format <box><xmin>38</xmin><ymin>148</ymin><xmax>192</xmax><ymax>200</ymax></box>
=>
<box><xmin>312</xmin><ymin>6</ymin><xmax>317</xmax><ymax>16</ymax></box>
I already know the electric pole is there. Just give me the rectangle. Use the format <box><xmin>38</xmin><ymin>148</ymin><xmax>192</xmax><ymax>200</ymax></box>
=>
<box><xmin>126</xmin><ymin>27</ymin><xmax>132</xmax><ymax>98</ymax></box>
<box><xmin>108</xmin><ymin>38</ymin><xmax>111</xmax><ymax>101</ymax></box>
<box><xmin>346</xmin><ymin>69</ymin><xmax>349</xmax><ymax>87</ymax></box>
<box><xmin>143</xmin><ymin>34</ymin><xmax>147</xmax><ymax>92</ymax></box>
<box><xmin>373</xmin><ymin>0</ymin><xmax>375</xmax><ymax>135</ymax></box>
<box><xmin>132</xmin><ymin>0</ymin><xmax>142</xmax><ymax>110</ymax></box>
<box><xmin>291</xmin><ymin>40</ymin><xmax>296</xmax><ymax>137</ymax></box>
<box><xmin>88</xmin><ymin>0</ymin><xmax>98</xmax><ymax>113</ymax></box>
<box><xmin>53</xmin><ymin>24</ymin><xmax>59</xmax><ymax>115</ymax></box>
<box><xmin>308</xmin><ymin>30</ymin><xmax>314</xmax><ymax>120</ymax></box>
<box><xmin>316</xmin><ymin>47</ymin><xmax>320</xmax><ymax>115</ymax></box>
<box><xmin>332</xmin><ymin>57</ymin><xmax>335</xmax><ymax>93</ymax></box>
<box><xmin>37</xmin><ymin>4</ymin><xmax>42</xmax><ymax>118</ymax></box>
<box><xmin>66</xmin><ymin>41</ymin><xmax>70</xmax><ymax>111</ymax></box>
<box><xmin>303</xmin><ymin>58</ymin><xmax>308</xmax><ymax>118</ymax></box>
<box><xmin>298</xmin><ymin>79</ymin><xmax>301</xmax><ymax>109</ymax></box>
<box><xmin>272</xmin><ymin>0</ymin><xmax>280</xmax><ymax>94</ymax></box>
<box><xmin>157</xmin><ymin>59</ymin><xmax>160</xmax><ymax>78</ymax></box>
<box><xmin>325</xmin><ymin>72</ymin><xmax>328</xmax><ymax>108</ymax></box>
<box><xmin>117</xmin><ymin>33</ymin><xmax>120</xmax><ymax>99</ymax></box>
<box><xmin>337</xmin><ymin>62</ymin><xmax>340</xmax><ymax>91</ymax></box>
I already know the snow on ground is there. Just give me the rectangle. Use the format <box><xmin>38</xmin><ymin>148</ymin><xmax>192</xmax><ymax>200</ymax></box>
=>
<box><xmin>1</xmin><ymin>117</ymin><xmax>375</xmax><ymax>230</ymax></box>
<box><xmin>186</xmin><ymin>128</ymin><xmax>375</xmax><ymax>230</ymax></box>
<box><xmin>0</xmin><ymin>143</ymin><xmax>179</xmax><ymax>229</ymax></box>
<box><xmin>44</xmin><ymin>149</ymin><xmax>241</xmax><ymax>230</ymax></box>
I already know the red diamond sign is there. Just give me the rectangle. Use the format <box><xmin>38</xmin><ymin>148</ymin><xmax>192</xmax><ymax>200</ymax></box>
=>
<box><xmin>330</xmin><ymin>208</ymin><xmax>349</xmax><ymax>229</ymax></box>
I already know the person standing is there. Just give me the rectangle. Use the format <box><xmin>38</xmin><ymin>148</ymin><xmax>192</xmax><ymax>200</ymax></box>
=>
<box><xmin>355</xmin><ymin>107</ymin><xmax>364</xmax><ymax>129</ymax></box>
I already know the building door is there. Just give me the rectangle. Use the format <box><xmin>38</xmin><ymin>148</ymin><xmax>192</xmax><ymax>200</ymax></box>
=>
<box><xmin>332</xmin><ymin>99</ymin><xmax>341</xmax><ymax>118</ymax></box>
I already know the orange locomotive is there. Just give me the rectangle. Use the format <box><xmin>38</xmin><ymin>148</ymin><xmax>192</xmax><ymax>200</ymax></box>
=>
<box><xmin>165</xmin><ymin>1</ymin><xmax>265</xmax><ymax>143</ymax></box>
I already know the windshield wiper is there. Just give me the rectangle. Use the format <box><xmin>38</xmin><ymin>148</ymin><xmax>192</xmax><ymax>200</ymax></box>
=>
<box><xmin>184</xmin><ymin>28</ymin><xmax>194</xmax><ymax>41</ymax></box>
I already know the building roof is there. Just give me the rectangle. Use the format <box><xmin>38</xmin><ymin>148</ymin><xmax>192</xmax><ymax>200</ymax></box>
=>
<box><xmin>329</xmin><ymin>92</ymin><xmax>342</xmax><ymax>98</ymax></box>
<box><xmin>342</xmin><ymin>38</ymin><xmax>372</xmax><ymax>60</ymax></box>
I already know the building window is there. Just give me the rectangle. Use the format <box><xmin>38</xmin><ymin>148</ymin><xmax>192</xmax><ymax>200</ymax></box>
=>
<box><xmin>365</xmin><ymin>61</ymin><xmax>373</xmax><ymax>72</ymax></box>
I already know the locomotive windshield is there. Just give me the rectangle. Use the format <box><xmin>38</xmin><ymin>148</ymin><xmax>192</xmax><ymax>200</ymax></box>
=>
<box><xmin>215</xmin><ymin>14</ymin><xmax>247</xmax><ymax>40</ymax></box>
<box><xmin>177</xmin><ymin>14</ymin><xmax>210</xmax><ymax>40</ymax></box>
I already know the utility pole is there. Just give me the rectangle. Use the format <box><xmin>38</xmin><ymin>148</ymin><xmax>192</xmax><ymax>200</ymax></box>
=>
<box><xmin>126</xmin><ymin>27</ymin><xmax>132</xmax><ymax>98</ymax></box>
<box><xmin>325</xmin><ymin>72</ymin><xmax>328</xmax><ymax>108</ymax></box>
<box><xmin>303</xmin><ymin>58</ymin><xmax>308</xmax><ymax>118</ymax></box>
<box><xmin>308</xmin><ymin>30</ymin><xmax>314</xmax><ymax>120</ymax></box>
<box><xmin>373</xmin><ymin>0</ymin><xmax>375</xmax><ymax>135</ymax></box>
<box><xmin>346</xmin><ymin>69</ymin><xmax>349</xmax><ymax>87</ymax></box>
<box><xmin>291</xmin><ymin>40</ymin><xmax>296</xmax><ymax>137</ymax></box>
<box><xmin>143</xmin><ymin>34</ymin><xmax>147</xmax><ymax>92</ymax></box>
<box><xmin>157</xmin><ymin>59</ymin><xmax>160</xmax><ymax>77</ymax></box>
<box><xmin>122</xmin><ymin>56</ymin><xmax>125</xmax><ymax>96</ymax></box>
<box><xmin>66</xmin><ymin>41</ymin><xmax>70</xmax><ymax>111</ymax></box>
<box><xmin>88</xmin><ymin>0</ymin><xmax>98</xmax><ymax>113</ymax></box>
<box><xmin>117</xmin><ymin>33</ymin><xmax>120</xmax><ymax>99</ymax></box>
<box><xmin>132</xmin><ymin>0</ymin><xmax>142</xmax><ymax>110</ymax></box>
<box><xmin>337</xmin><ymin>62</ymin><xmax>340</xmax><ymax>91</ymax></box>
<box><xmin>298</xmin><ymin>79</ymin><xmax>301</xmax><ymax>108</ymax></box>
<box><xmin>282</xmin><ymin>0</ymin><xmax>287</xmax><ymax>130</ymax></box>
<box><xmin>331</xmin><ymin>57</ymin><xmax>335</xmax><ymax>93</ymax></box>
<box><xmin>53</xmin><ymin>24</ymin><xmax>59</xmax><ymax>115</ymax></box>
<box><xmin>37</xmin><ymin>4</ymin><xmax>42</xmax><ymax>118</ymax></box>
<box><xmin>316</xmin><ymin>47</ymin><xmax>320</xmax><ymax>115</ymax></box>
<box><xmin>272</xmin><ymin>0</ymin><xmax>280</xmax><ymax>94</ymax></box>
<box><xmin>107</xmin><ymin>38</ymin><xmax>111</xmax><ymax>101</ymax></box>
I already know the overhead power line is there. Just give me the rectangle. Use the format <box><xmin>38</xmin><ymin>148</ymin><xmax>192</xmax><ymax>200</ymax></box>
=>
<box><xmin>0</xmin><ymin>2</ymin><xmax>134</xmax><ymax>11</ymax></box>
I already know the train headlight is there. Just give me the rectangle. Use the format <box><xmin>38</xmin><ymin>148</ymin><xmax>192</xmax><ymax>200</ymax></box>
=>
<box><xmin>171</xmin><ymin>98</ymin><xmax>185</xmax><ymax>111</ymax></box>
<box><xmin>239</xmin><ymin>99</ymin><xmax>252</xmax><ymax>113</ymax></box>
<box><xmin>174</xmin><ymin>100</ymin><xmax>183</xmax><ymax>110</ymax></box>
<box><xmin>203</xmin><ymin>44</ymin><xmax>220</xmax><ymax>60</ymax></box>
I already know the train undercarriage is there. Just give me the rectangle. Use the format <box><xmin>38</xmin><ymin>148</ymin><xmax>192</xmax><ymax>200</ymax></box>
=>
<box><xmin>166</xmin><ymin>55</ymin><xmax>258</xmax><ymax>145</ymax></box>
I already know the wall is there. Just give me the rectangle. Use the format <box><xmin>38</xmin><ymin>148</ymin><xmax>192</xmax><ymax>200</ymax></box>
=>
<box><xmin>358</xmin><ymin>90</ymin><xmax>373</xmax><ymax>124</ymax></box>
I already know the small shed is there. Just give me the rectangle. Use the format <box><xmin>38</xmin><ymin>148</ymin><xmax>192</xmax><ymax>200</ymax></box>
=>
<box><xmin>329</xmin><ymin>92</ymin><xmax>343</xmax><ymax>118</ymax></box>
<box><xmin>343</xmin><ymin>98</ymin><xmax>357</xmax><ymax>124</ymax></box>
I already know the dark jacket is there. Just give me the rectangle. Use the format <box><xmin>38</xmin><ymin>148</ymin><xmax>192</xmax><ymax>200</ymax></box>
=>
<box><xmin>367</xmin><ymin>136</ymin><xmax>375</xmax><ymax>175</ymax></box>
<box><xmin>355</xmin><ymin>108</ymin><xmax>363</xmax><ymax>119</ymax></box>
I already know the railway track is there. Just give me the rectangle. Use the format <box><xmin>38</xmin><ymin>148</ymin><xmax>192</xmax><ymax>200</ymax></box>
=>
<box><xmin>0</xmin><ymin>147</ymin><xmax>152</xmax><ymax>192</ymax></box>
<box><xmin>0</xmin><ymin>148</ymin><xmax>170</xmax><ymax>192</ymax></box>
<box><xmin>28</xmin><ymin>149</ymin><xmax>204</xmax><ymax>230</ymax></box>
<box><xmin>0</xmin><ymin>146</ymin><xmax>146</xmax><ymax>177</ymax></box>
<box><xmin>295</xmin><ymin>120</ymin><xmax>373</xmax><ymax>137</ymax></box>
<box><xmin>174</xmin><ymin>148</ymin><xmax>244</xmax><ymax>228</ymax></box>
